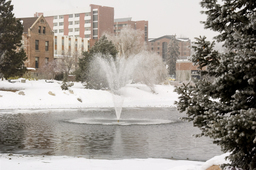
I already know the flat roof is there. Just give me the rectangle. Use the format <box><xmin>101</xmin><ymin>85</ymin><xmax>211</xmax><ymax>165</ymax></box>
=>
<box><xmin>114</xmin><ymin>17</ymin><xmax>132</xmax><ymax>22</ymax></box>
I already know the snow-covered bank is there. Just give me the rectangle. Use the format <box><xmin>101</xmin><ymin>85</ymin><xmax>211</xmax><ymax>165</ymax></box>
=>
<box><xmin>0</xmin><ymin>80</ymin><xmax>178</xmax><ymax>109</ymax></box>
<box><xmin>0</xmin><ymin>153</ymin><xmax>230</xmax><ymax>170</ymax></box>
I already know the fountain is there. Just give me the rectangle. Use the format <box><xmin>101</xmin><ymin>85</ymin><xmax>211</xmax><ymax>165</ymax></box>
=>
<box><xmin>96</xmin><ymin>56</ymin><xmax>138</xmax><ymax>121</ymax></box>
<box><xmin>68</xmin><ymin>53</ymin><xmax>170</xmax><ymax>125</ymax></box>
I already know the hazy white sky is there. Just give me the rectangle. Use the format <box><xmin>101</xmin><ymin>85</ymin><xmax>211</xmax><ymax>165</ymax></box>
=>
<box><xmin>10</xmin><ymin>0</ymin><xmax>217</xmax><ymax>41</ymax></box>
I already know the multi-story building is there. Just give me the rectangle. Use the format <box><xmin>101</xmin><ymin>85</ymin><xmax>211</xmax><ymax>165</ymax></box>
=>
<box><xmin>19</xmin><ymin>15</ymin><xmax>54</xmax><ymax>71</ymax></box>
<box><xmin>54</xmin><ymin>35</ymin><xmax>88</xmax><ymax>58</ymax></box>
<box><xmin>114</xmin><ymin>17</ymin><xmax>148</xmax><ymax>42</ymax></box>
<box><xmin>148</xmin><ymin>35</ymin><xmax>191</xmax><ymax>61</ymax></box>
<box><xmin>176</xmin><ymin>58</ymin><xmax>207</xmax><ymax>81</ymax></box>
<box><xmin>35</xmin><ymin>4</ymin><xmax>114</xmax><ymax>47</ymax></box>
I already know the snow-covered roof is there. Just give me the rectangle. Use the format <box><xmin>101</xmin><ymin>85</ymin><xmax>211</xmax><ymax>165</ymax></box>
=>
<box><xmin>148</xmin><ymin>35</ymin><xmax>175</xmax><ymax>42</ymax></box>
<box><xmin>149</xmin><ymin>35</ymin><xmax>191</xmax><ymax>42</ymax></box>
<box><xmin>177</xmin><ymin>38</ymin><xmax>190</xmax><ymax>42</ymax></box>
<box><xmin>27</xmin><ymin>67</ymin><xmax>36</xmax><ymax>71</ymax></box>
<box><xmin>114</xmin><ymin>17</ymin><xmax>132</xmax><ymax>22</ymax></box>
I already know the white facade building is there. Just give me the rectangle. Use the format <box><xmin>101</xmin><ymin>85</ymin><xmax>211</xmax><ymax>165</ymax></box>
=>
<box><xmin>54</xmin><ymin>34</ymin><xmax>88</xmax><ymax>58</ymax></box>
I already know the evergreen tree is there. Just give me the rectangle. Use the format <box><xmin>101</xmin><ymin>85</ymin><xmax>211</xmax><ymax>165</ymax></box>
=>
<box><xmin>175</xmin><ymin>1</ymin><xmax>256</xmax><ymax>169</ymax></box>
<box><xmin>1</xmin><ymin>48</ymin><xmax>27</xmax><ymax>78</ymax></box>
<box><xmin>166</xmin><ymin>36</ymin><xmax>180</xmax><ymax>77</ymax></box>
<box><xmin>0</xmin><ymin>0</ymin><xmax>27</xmax><ymax>79</ymax></box>
<box><xmin>75</xmin><ymin>35</ymin><xmax>118</xmax><ymax>89</ymax></box>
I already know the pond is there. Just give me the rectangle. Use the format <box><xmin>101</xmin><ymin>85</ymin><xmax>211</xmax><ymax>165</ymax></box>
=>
<box><xmin>0</xmin><ymin>107</ymin><xmax>222</xmax><ymax>161</ymax></box>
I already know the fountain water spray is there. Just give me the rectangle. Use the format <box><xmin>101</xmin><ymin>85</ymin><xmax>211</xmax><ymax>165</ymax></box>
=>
<box><xmin>96</xmin><ymin>56</ymin><xmax>138</xmax><ymax>121</ymax></box>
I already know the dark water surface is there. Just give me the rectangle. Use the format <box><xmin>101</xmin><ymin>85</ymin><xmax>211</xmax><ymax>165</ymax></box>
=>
<box><xmin>0</xmin><ymin>108</ymin><xmax>222</xmax><ymax>161</ymax></box>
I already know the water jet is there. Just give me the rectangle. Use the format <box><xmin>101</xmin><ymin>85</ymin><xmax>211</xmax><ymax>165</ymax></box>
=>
<box><xmin>97</xmin><ymin>56</ymin><xmax>138</xmax><ymax>121</ymax></box>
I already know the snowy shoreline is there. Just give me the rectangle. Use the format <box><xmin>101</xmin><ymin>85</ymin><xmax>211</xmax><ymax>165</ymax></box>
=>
<box><xmin>0</xmin><ymin>153</ymin><xmax>230</xmax><ymax>170</ymax></box>
<box><xmin>0</xmin><ymin>80</ymin><xmax>229</xmax><ymax>170</ymax></box>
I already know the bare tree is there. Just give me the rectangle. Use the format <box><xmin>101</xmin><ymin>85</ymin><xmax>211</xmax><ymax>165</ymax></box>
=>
<box><xmin>105</xmin><ymin>25</ymin><xmax>146</xmax><ymax>58</ymax></box>
<box><xmin>37</xmin><ymin>60</ymin><xmax>57</xmax><ymax>79</ymax></box>
<box><xmin>133</xmin><ymin>51</ymin><xmax>168</xmax><ymax>93</ymax></box>
<box><xmin>55</xmin><ymin>50</ymin><xmax>81</xmax><ymax>80</ymax></box>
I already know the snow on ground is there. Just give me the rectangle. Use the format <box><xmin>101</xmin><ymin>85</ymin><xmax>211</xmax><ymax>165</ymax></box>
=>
<box><xmin>1</xmin><ymin>154</ymin><xmax>204</xmax><ymax>170</ymax></box>
<box><xmin>0</xmin><ymin>79</ymin><xmax>179</xmax><ymax>109</ymax></box>
<box><xmin>0</xmin><ymin>79</ymin><xmax>229</xmax><ymax>170</ymax></box>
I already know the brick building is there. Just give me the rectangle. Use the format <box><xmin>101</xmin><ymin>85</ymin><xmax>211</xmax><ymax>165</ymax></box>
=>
<box><xmin>114</xmin><ymin>17</ymin><xmax>148</xmax><ymax>42</ymax></box>
<box><xmin>36</xmin><ymin>4</ymin><xmax>114</xmax><ymax>48</ymax></box>
<box><xmin>176</xmin><ymin>58</ymin><xmax>207</xmax><ymax>81</ymax></box>
<box><xmin>148</xmin><ymin>35</ymin><xmax>191</xmax><ymax>61</ymax></box>
<box><xmin>19</xmin><ymin>15</ymin><xmax>54</xmax><ymax>71</ymax></box>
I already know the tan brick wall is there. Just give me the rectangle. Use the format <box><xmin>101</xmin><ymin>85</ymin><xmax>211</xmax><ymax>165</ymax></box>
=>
<box><xmin>24</xmin><ymin>17</ymin><xmax>54</xmax><ymax>70</ymax></box>
<box><xmin>148</xmin><ymin>37</ymin><xmax>191</xmax><ymax>59</ymax></box>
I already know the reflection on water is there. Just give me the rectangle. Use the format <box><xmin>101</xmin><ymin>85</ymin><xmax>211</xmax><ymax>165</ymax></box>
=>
<box><xmin>0</xmin><ymin>108</ymin><xmax>222</xmax><ymax>161</ymax></box>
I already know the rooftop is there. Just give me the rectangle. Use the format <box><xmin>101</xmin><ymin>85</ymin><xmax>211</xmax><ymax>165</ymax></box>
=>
<box><xmin>149</xmin><ymin>35</ymin><xmax>190</xmax><ymax>42</ymax></box>
<box><xmin>114</xmin><ymin>17</ymin><xmax>132</xmax><ymax>22</ymax></box>
<box><xmin>18</xmin><ymin>17</ymin><xmax>38</xmax><ymax>32</ymax></box>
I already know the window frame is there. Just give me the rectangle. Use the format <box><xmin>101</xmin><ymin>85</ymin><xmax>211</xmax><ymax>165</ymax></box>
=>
<box><xmin>45</xmin><ymin>41</ymin><xmax>49</xmax><ymax>51</ymax></box>
<box><xmin>35</xmin><ymin>57</ymin><xmax>39</xmax><ymax>68</ymax></box>
<box><xmin>38</xmin><ymin>26</ymin><xmax>41</xmax><ymax>34</ymax></box>
<box><xmin>35</xmin><ymin>40</ymin><xmax>39</xmax><ymax>50</ymax></box>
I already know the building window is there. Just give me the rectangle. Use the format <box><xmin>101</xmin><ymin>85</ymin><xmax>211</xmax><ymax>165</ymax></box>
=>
<box><xmin>93</xmin><ymin>15</ymin><xmax>98</xmax><ymax>21</ymax></box>
<box><xmin>93</xmin><ymin>30</ymin><xmax>98</xmax><ymax>38</ymax></box>
<box><xmin>43</xmin><ymin>27</ymin><xmax>46</xmax><ymax>34</ymax></box>
<box><xmin>35</xmin><ymin>40</ymin><xmax>39</xmax><ymax>50</ymax></box>
<box><xmin>54</xmin><ymin>30</ymin><xmax>57</xmax><ymax>33</ymax></box>
<box><xmin>151</xmin><ymin>48</ymin><xmax>153</xmax><ymax>50</ymax></box>
<box><xmin>85</xmin><ymin>34</ymin><xmax>90</xmax><ymax>38</ymax></box>
<box><xmin>45</xmin><ymin>41</ymin><xmax>49</xmax><ymax>51</ymax></box>
<box><xmin>41</xmin><ymin>19</ymin><xmax>44</xmax><ymax>23</ymax></box>
<box><xmin>93</xmin><ymin>22</ymin><xmax>98</xmax><ymax>28</ymax></box>
<box><xmin>59</xmin><ymin>29</ymin><xmax>64</xmax><ymax>33</ymax></box>
<box><xmin>75</xmin><ymin>21</ymin><xmax>79</xmax><ymax>25</ymax></box>
<box><xmin>69</xmin><ymin>14</ymin><xmax>73</xmax><ymax>18</ymax></box>
<box><xmin>54</xmin><ymin>23</ymin><xmax>58</xmax><ymax>26</ymax></box>
<box><xmin>54</xmin><ymin>37</ymin><xmax>57</xmax><ymax>45</ymax></box>
<box><xmin>162</xmin><ymin>42</ymin><xmax>168</xmax><ymax>61</ymax></box>
<box><xmin>35</xmin><ymin>57</ymin><xmax>39</xmax><ymax>68</ymax></box>
<box><xmin>45</xmin><ymin>57</ymin><xmax>49</xmax><ymax>65</ymax></box>
<box><xmin>75</xmin><ymin>13</ymin><xmax>80</xmax><ymax>17</ymax></box>
<box><xmin>59</xmin><ymin>15</ymin><xmax>64</xmax><ymax>19</ymax></box>
<box><xmin>38</xmin><ymin>26</ymin><xmax>41</xmax><ymax>33</ymax></box>
<box><xmin>54</xmin><ymin>16</ymin><xmax>58</xmax><ymax>19</ymax></box>
<box><xmin>85</xmin><ymin>27</ymin><xmax>90</xmax><ymax>31</ymax></box>
<box><xmin>69</xmin><ymin>21</ymin><xmax>73</xmax><ymax>25</ymax></box>
<box><xmin>62</xmin><ymin>38</ymin><xmax>64</xmax><ymax>46</ymax></box>
<box><xmin>69</xmin><ymin>28</ymin><xmax>73</xmax><ymax>32</ymax></box>
<box><xmin>75</xmin><ymin>28</ymin><xmax>79</xmax><ymax>32</ymax></box>
<box><xmin>85</xmin><ymin>20</ymin><xmax>90</xmax><ymax>23</ymax></box>
<box><xmin>54</xmin><ymin>50</ymin><xmax>57</xmax><ymax>54</ymax></box>
<box><xmin>59</xmin><ymin>22</ymin><xmax>64</xmax><ymax>26</ymax></box>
